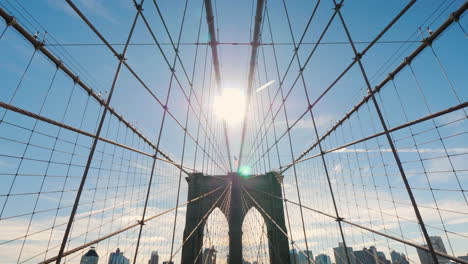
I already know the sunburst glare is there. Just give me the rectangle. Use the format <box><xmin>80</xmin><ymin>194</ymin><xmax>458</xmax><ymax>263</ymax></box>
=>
<box><xmin>213</xmin><ymin>88</ymin><xmax>246</xmax><ymax>125</ymax></box>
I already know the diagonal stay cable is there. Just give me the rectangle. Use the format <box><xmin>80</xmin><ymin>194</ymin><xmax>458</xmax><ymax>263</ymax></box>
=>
<box><xmin>244</xmin><ymin>185</ymin><xmax>468</xmax><ymax>264</ymax></box>
<box><xmin>241</xmin><ymin>185</ymin><xmax>315</xmax><ymax>264</ymax></box>
<box><xmin>193</xmin><ymin>183</ymin><xmax>230</xmax><ymax>264</ymax></box>
<box><xmin>277</xmin><ymin>101</ymin><xmax>467</xmax><ymax>172</ymax></box>
<box><xmin>0</xmin><ymin>101</ymin><xmax>197</xmax><ymax>174</ymax></box>
<box><xmin>136</xmin><ymin>0</ymin><xmax>230</xmax><ymax>172</ymax></box>
<box><xmin>276</xmin><ymin>0</ymin><xmax>461</xmax><ymax>169</ymax></box>
<box><xmin>168</xmin><ymin>183</ymin><xmax>231</xmax><ymax>263</ymax></box>
<box><xmin>248</xmin><ymin>0</ymin><xmax>418</xmax><ymax>168</ymax></box>
<box><xmin>144</xmin><ymin>0</ymin><xmax>230</xmax><ymax>171</ymax></box>
<box><xmin>333</xmin><ymin>0</ymin><xmax>437</xmax><ymax>261</ymax></box>
<box><xmin>243</xmin><ymin>0</ymin><xmax>320</xmax><ymax>164</ymax></box>
<box><xmin>238</xmin><ymin>0</ymin><xmax>266</xmax><ymax>169</ymax></box>
<box><xmin>239</xmin><ymin>185</ymin><xmax>286</xmax><ymax>263</ymax></box>
<box><xmin>204</xmin><ymin>0</ymin><xmax>233</xmax><ymax>172</ymax></box>
<box><xmin>55</xmin><ymin>1</ymin><xmax>144</xmax><ymax>262</ymax></box>
<box><xmin>163</xmin><ymin>0</ymin><xmax>203</xmax><ymax>262</ymax></box>
<box><xmin>64</xmin><ymin>0</ymin><xmax>228</xmax><ymax>173</ymax></box>
<box><xmin>0</xmin><ymin>7</ymin><xmax>189</xmax><ymax>173</ymax></box>
<box><xmin>239</xmin><ymin>186</ymin><xmax>264</xmax><ymax>260</ymax></box>
<box><xmin>267</xmin><ymin>1</ymin><xmax>467</xmax><ymax>173</ymax></box>
<box><xmin>38</xmin><ymin>183</ymin><xmax>226</xmax><ymax>264</ymax></box>
<box><xmin>131</xmin><ymin>0</ymin><xmax>199</xmax><ymax>261</ymax></box>
<box><xmin>244</xmin><ymin>0</ymin><xmax>339</xmax><ymax>160</ymax></box>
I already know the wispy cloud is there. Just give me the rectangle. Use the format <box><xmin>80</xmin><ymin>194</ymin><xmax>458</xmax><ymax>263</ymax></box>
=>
<box><xmin>335</xmin><ymin>147</ymin><xmax>468</xmax><ymax>154</ymax></box>
<box><xmin>47</xmin><ymin>0</ymin><xmax>118</xmax><ymax>24</ymax></box>
<box><xmin>276</xmin><ymin>113</ymin><xmax>337</xmax><ymax>130</ymax></box>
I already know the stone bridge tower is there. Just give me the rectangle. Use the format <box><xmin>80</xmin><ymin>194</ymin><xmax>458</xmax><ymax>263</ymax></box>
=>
<box><xmin>181</xmin><ymin>172</ymin><xmax>290</xmax><ymax>264</ymax></box>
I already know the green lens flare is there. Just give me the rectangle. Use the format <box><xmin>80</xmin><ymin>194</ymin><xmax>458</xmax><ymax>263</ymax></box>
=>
<box><xmin>238</xmin><ymin>166</ymin><xmax>251</xmax><ymax>177</ymax></box>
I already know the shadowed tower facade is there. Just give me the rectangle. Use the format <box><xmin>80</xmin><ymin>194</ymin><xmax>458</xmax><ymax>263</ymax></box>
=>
<box><xmin>181</xmin><ymin>172</ymin><xmax>290</xmax><ymax>264</ymax></box>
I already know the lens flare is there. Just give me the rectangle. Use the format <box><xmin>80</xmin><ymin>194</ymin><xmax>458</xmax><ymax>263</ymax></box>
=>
<box><xmin>238</xmin><ymin>165</ymin><xmax>251</xmax><ymax>177</ymax></box>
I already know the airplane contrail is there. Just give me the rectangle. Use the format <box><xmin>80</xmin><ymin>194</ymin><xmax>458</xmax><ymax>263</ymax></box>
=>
<box><xmin>255</xmin><ymin>80</ymin><xmax>275</xmax><ymax>93</ymax></box>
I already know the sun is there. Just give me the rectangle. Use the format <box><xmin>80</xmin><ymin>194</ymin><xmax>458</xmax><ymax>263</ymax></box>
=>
<box><xmin>213</xmin><ymin>88</ymin><xmax>246</xmax><ymax>125</ymax></box>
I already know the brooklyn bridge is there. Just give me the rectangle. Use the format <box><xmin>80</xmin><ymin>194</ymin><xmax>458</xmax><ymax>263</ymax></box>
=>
<box><xmin>0</xmin><ymin>0</ymin><xmax>467</xmax><ymax>263</ymax></box>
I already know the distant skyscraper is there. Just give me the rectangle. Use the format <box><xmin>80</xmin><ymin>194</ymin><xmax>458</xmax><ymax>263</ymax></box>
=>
<box><xmin>148</xmin><ymin>251</ymin><xmax>159</xmax><ymax>264</ymax></box>
<box><xmin>80</xmin><ymin>247</ymin><xmax>99</xmax><ymax>264</ymax></box>
<box><xmin>291</xmin><ymin>249</ymin><xmax>300</xmax><ymax>264</ymax></box>
<box><xmin>390</xmin><ymin>250</ymin><xmax>409</xmax><ymax>264</ymax></box>
<box><xmin>108</xmin><ymin>248</ymin><xmax>129</xmax><ymax>264</ymax></box>
<box><xmin>354</xmin><ymin>248</ymin><xmax>376</xmax><ymax>264</ymax></box>
<box><xmin>316</xmin><ymin>254</ymin><xmax>332</xmax><ymax>264</ymax></box>
<box><xmin>376</xmin><ymin>251</ymin><xmax>391</xmax><ymax>264</ymax></box>
<box><xmin>298</xmin><ymin>250</ymin><xmax>314</xmax><ymax>264</ymax></box>
<box><xmin>203</xmin><ymin>247</ymin><xmax>217</xmax><ymax>264</ymax></box>
<box><xmin>416</xmin><ymin>236</ymin><xmax>450</xmax><ymax>264</ymax></box>
<box><xmin>369</xmin><ymin>246</ymin><xmax>379</xmax><ymax>264</ymax></box>
<box><xmin>333</xmin><ymin>243</ymin><xmax>355</xmax><ymax>264</ymax></box>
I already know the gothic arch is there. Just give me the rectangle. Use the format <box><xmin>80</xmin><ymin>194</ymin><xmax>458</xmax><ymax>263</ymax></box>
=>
<box><xmin>200</xmin><ymin>208</ymin><xmax>229</xmax><ymax>263</ymax></box>
<box><xmin>242</xmin><ymin>207</ymin><xmax>270</xmax><ymax>263</ymax></box>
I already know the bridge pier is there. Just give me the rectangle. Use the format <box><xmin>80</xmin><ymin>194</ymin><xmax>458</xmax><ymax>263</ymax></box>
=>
<box><xmin>228</xmin><ymin>172</ymin><xmax>243</xmax><ymax>264</ymax></box>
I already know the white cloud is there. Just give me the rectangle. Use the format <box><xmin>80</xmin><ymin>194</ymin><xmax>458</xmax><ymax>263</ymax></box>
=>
<box><xmin>275</xmin><ymin>113</ymin><xmax>337</xmax><ymax>131</ymax></box>
<box><xmin>47</xmin><ymin>0</ymin><xmax>118</xmax><ymax>24</ymax></box>
<box><xmin>332</xmin><ymin>164</ymin><xmax>343</xmax><ymax>174</ymax></box>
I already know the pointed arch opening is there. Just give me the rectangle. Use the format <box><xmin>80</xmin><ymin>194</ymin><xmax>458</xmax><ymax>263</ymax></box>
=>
<box><xmin>242</xmin><ymin>207</ymin><xmax>270</xmax><ymax>264</ymax></box>
<box><xmin>200</xmin><ymin>207</ymin><xmax>229</xmax><ymax>264</ymax></box>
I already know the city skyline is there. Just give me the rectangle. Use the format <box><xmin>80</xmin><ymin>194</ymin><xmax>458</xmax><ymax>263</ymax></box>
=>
<box><xmin>77</xmin><ymin>237</ymin><xmax>468</xmax><ymax>264</ymax></box>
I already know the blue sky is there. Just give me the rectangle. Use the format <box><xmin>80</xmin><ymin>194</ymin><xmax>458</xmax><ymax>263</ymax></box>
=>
<box><xmin>0</xmin><ymin>0</ymin><xmax>467</xmax><ymax>263</ymax></box>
